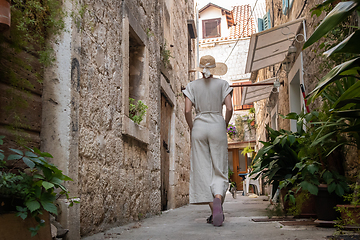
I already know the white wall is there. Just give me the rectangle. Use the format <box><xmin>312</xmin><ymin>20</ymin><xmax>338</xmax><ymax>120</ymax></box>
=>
<box><xmin>199</xmin><ymin>6</ymin><xmax>229</xmax><ymax>39</ymax></box>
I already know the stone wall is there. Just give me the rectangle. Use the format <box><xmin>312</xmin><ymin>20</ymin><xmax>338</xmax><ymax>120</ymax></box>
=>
<box><xmin>41</xmin><ymin>0</ymin><xmax>195</xmax><ymax>238</ymax></box>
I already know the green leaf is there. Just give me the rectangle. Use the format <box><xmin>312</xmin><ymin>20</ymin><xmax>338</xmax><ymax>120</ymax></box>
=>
<box><xmin>42</xmin><ymin>181</ymin><xmax>55</xmax><ymax>190</ymax></box>
<box><xmin>0</xmin><ymin>152</ymin><xmax>4</xmax><ymax>161</ymax></box>
<box><xmin>287</xmin><ymin>135</ymin><xmax>296</xmax><ymax>145</ymax></box>
<box><xmin>25</xmin><ymin>200</ymin><xmax>41</xmax><ymax>212</ymax></box>
<box><xmin>335</xmin><ymin>109</ymin><xmax>360</xmax><ymax>118</ymax></box>
<box><xmin>10</xmin><ymin>148</ymin><xmax>23</xmax><ymax>156</ymax></box>
<box><xmin>300</xmin><ymin>181</ymin><xmax>318</xmax><ymax>195</ymax></box>
<box><xmin>7</xmin><ymin>154</ymin><xmax>23</xmax><ymax>160</ymax></box>
<box><xmin>41</xmin><ymin>201</ymin><xmax>57</xmax><ymax>215</ymax></box>
<box><xmin>307</xmin><ymin>58</ymin><xmax>360</xmax><ymax>102</ymax></box>
<box><xmin>283</xmin><ymin>112</ymin><xmax>298</xmax><ymax>120</ymax></box>
<box><xmin>335</xmin><ymin>97</ymin><xmax>360</xmax><ymax>110</ymax></box>
<box><xmin>335</xmin><ymin>184</ymin><xmax>345</xmax><ymax>196</ymax></box>
<box><xmin>307</xmin><ymin>164</ymin><xmax>318</xmax><ymax>175</ymax></box>
<box><xmin>303</xmin><ymin>1</ymin><xmax>359</xmax><ymax>49</ymax></box>
<box><xmin>323</xmin><ymin>171</ymin><xmax>333</xmax><ymax>182</ymax></box>
<box><xmin>22</xmin><ymin>157</ymin><xmax>35</xmax><ymax>169</ymax></box>
<box><xmin>40</xmin><ymin>152</ymin><xmax>53</xmax><ymax>158</ymax></box>
<box><xmin>324</xmin><ymin>30</ymin><xmax>360</xmax><ymax>58</ymax></box>
<box><xmin>328</xmin><ymin>182</ymin><xmax>337</xmax><ymax>193</ymax></box>
<box><xmin>25</xmin><ymin>151</ymin><xmax>38</xmax><ymax>158</ymax></box>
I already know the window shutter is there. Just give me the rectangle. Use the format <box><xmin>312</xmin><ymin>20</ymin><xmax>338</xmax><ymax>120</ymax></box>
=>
<box><xmin>263</xmin><ymin>11</ymin><xmax>271</xmax><ymax>30</ymax></box>
<box><xmin>232</xmin><ymin>82</ymin><xmax>254</xmax><ymax>111</ymax></box>
<box><xmin>289</xmin><ymin>0</ymin><xmax>294</xmax><ymax>9</ymax></box>
<box><xmin>282</xmin><ymin>0</ymin><xmax>289</xmax><ymax>15</ymax></box>
<box><xmin>258</xmin><ymin>18</ymin><xmax>264</xmax><ymax>32</ymax></box>
<box><xmin>202</xmin><ymin>18</ymin><xmax>221</xmax><ymax>38</ymax></box>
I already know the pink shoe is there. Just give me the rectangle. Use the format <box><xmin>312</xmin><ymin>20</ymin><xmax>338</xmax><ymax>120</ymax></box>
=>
<box><xmin>212</xmin><ymin>198</ymin><xmax>223</xmax><ymax>227</ymax></box>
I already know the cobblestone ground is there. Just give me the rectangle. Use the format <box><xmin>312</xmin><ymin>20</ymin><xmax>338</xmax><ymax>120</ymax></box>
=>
<box><xmin>82</xmin><ymin>192</ymin><xmax>337</xmax><ymax>240</ymax></box>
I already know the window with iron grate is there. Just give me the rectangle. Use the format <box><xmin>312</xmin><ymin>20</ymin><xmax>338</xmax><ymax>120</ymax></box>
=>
<box><xmin>202</xmin><ymin>18</ymin><xmax>221</xmax><ymax>39</ymax></box>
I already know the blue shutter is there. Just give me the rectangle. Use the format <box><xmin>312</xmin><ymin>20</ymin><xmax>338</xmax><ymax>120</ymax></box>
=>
<box><xmin>282</xmin><ymin>0</ymin><xmax>289</xmax><ymax>15</ymax></box>
<box><xmin>267</xmin><ymin>11</ymin><xmax>271</xmax><ymax>28</ymax></box>
<box><xmin>262</xmin><ymin>11</ymin><xmax>271</xmax><ymax>30</ymax></box>
<box><xmin>258</xmin><ymin>18</ymin><xmax>264</xmax><ymax>32</ymax></box>
<box><xmin>289</xmin><ymin>0</ymin><xmax>294</xmax><ymax>9</ymax></box>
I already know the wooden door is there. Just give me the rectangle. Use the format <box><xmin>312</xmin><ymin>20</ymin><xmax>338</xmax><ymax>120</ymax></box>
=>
<box><xmin>228</xmin><ymin>148</ymin><xmax>248</xmax><ymax>191</ymax></box>
<box><xmin>160</xmin><ymin>94</ymin><xmax>172</xmax><ymax>210</ymax></box>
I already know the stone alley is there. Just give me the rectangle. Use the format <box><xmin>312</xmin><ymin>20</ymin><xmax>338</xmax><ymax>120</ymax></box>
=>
<box><xmin>82</xmin><ymin>192</ymin><xmax>335</xmax><ymax>240</ymax></box>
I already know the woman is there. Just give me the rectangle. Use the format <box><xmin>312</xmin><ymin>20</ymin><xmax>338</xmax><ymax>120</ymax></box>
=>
<box><xmin>182</xmin><ymin>55</ymin><xmax>233</xmax><ymax>227</ymax></box>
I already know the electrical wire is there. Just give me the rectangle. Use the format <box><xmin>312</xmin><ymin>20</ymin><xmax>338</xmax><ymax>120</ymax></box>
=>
<box><xmin>296</xmin><ymin>0</ymin><xmax>307</xmax><ymax>19</ymax></box>
<box><xmin>224</xmin><ymin>0</ymin><xmax>259</xmax><ymax>63</ymax></box>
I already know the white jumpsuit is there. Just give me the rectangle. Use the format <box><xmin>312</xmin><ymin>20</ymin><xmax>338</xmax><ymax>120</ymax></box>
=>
<box><xmin>183</xmin><ymin>77</ymin><xmax>233</xmax><ymax>204</ymax></box>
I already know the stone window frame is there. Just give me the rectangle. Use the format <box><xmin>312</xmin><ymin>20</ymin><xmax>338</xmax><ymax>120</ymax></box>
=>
<box><xmin>121</xmin><ymin>3</ymin><xmax>149</xmax><ymax>144</ymax></box>
<box><xmin>202</xmin><ymin>18</ymin><xmax>221</xmax><ymax>39</ymax></box>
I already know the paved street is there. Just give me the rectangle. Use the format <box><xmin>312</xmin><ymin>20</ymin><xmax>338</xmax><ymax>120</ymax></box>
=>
<box><xmin>82</xmin><ymin>192</ymin><xmax>337</xmax><ymax>240</ymax></box>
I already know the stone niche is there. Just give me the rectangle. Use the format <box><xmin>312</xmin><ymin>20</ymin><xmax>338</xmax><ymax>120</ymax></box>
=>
<box><xmin>121</xmin><ymin>3</ymin><xmax>149</xmax><ymax>144</ymax></box>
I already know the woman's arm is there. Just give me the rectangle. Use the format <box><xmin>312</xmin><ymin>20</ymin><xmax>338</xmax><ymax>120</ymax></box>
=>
<box><xmin>185</xmin><ymin>97</ymin><xmax>193</xmax><ymax>130</ymax></box>
<box><xmin>224</xmin><ymin>94</ymin><xmax>233</xmax><ymax>127</ymax></box>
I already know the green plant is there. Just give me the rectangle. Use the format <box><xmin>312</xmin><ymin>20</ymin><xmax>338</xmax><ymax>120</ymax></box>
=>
<box><xmin>129</xmin><ymin>98</ymin><xmax>148</xmax><ymax>125</ymax></box>
<box><xmin>161</xmin><ymin>42</ymin><xmax>173</xmax><ymax>68</ymax></box>
<box><xmin>304</xmin><ymin>0</ymin><xmax>360</xmax><ymax>204</ymax></box>
<box><xmin>0</xmin><ymin>0</ymin><xmax>67</xmax><ymax>143</ymax></box>
<box><xmin>241</xmin><ymin>145</ymin><xmax>254</xmax><ymax>156</ymax></box>
<box><xmin>0</xmin><ymin>136</ymin><xmax>76</xmax><ymax>236</ymax></box>
<box><xmin>265</xmin><ymin>202</ymin><xmax>285</xmax><ymax>218</ymax></box>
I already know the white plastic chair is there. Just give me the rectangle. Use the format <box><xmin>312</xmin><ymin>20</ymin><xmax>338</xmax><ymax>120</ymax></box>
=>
<box><xmin>243</xmin><ymin>169</ymin><xmax>261</xmax><ymax>196</ymax></box>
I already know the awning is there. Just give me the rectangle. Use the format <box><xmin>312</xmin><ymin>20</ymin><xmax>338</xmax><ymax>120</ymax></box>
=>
<box><xmin>245</xmin><ymin>18</ymin><xmax>305</xmax><ymax>73</ymax></box>
<box><xmin>241</xmin><ymin>77</ymin><xmax>278</xmax><ymax>105</ymax></box>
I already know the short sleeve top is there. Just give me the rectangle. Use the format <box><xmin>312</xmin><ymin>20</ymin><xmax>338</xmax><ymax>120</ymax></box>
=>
<box><xmin>182</xmin><ymin>78</ymin><xmax>233</xmax><ymax>116</ymax></box>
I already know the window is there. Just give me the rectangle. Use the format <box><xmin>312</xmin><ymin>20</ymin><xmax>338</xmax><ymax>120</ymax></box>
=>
<box><xmin>202</xmin><ymin>18</ymin><xmax>221</xmax><ymax>39</ymax></box>
<box><xmin>282</xmin><ymin>0</ymin><xmax>294</xmax><ymax>15</ymax></box>
<box><xmin>258</xmin><ymin>11</ymin><xmax>271</xmax><ymax>32</ymax></box>
<box><xmin>232</xmin><ymin>82</ymin><xmax>254</xmax><ymax>111</ymax></box>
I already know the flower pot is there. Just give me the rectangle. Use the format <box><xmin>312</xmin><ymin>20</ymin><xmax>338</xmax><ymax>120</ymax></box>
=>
<box><xmin>316</xmin><ymin>184</ymin><xmax>340</xmax><ymax>221</ymax></box>
<box><xmin>0</xmin><ymin>0</ymin><xmax>11</xmax><ymax>32</ymax></box>
<box><xmin>336</xmin><ymin>204</ymin><xmax>360</xmax><ymax>226</ymax></box>
<box><xmin>0</xmin><ymin>211</ymin><xmax>51</xmax><ymax>240</ymax></box>
<box><xmin>0</xmin><ymin>195</ymin><xmax>24</xmax><ymax>213</ymax></box>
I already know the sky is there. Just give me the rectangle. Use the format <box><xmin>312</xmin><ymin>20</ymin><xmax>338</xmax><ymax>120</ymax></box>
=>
<box><xmin>196</xmin><ymin>0</ymin><xmax>260</xmax><ymax>10</ymax></box>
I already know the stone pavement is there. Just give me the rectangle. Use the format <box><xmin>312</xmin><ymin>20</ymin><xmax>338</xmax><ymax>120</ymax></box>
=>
<box><xmin>82</xmin><ymin>192</ymin><xmax>336</xmax><ymax>240</ymax></box>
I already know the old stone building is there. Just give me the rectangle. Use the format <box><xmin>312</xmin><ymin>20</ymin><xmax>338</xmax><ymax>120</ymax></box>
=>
<box><xmin>1</xmin><ymin>0</ymin><xmax>196</xmax><ymax>239</ymax></box>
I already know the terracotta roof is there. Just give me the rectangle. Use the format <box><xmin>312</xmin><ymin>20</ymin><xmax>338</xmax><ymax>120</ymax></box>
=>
<box><xmin>199</xmin><ymin>3</ymin><xmax>231</xmax><ymax>13</ymax></box>
<box><xmin>199</xmin><ymin>4</ymin><xmax>256</xmax><ymax>44</ymax></box>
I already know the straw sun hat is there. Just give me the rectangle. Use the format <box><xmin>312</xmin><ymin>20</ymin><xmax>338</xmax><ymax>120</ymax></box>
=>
<box><xmin>194</xmin><ymin>55</ymin><xmax>228</xmax><ymax>77</ymax></box>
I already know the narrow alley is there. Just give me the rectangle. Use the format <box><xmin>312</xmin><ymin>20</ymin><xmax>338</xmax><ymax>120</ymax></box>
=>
<box><xmin>82</xmin><ymin>192</ymin><xmax>335</xmax><ymax>240</ymax></box>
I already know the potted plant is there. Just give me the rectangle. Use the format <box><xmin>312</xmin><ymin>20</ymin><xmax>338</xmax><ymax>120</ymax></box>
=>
<box><xmin>0</xmin><ymin>136</ymin><xmax>76</xmax><ymax>238</ymax></box>
<box><xmin>241</xmin><ymin>145</ymin><xmax>254</xmax><ymax>158</ymax></box>
<box><xmin>303</xmin><ymin>0</ymin><xmax>360</xmax><ymax>223</ymax></box>
<box><xmin>226</xmin><ymin>123</ymin><xmax>237</xmax><ymax>140</ymax></box>
<box><xmin>0</xmin><ymin>0</ymin><xmax>11</xmax><ymax>32</ymax></box>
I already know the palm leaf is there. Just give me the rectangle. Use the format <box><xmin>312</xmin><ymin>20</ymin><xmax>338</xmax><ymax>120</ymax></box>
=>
<box><xmin>323</xmin><ymin>30</ymin><xmax>360</xmax><ymax>57</ymax></box>
<box><xmin>307</xmin><ymin>57</ymin><xmax>360</xmax><ymax>102</ymax></box>
<box><xmin>303</xmin><ymin>1</ymin><xmax>359</xmax><ymax>49</ymax></box>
